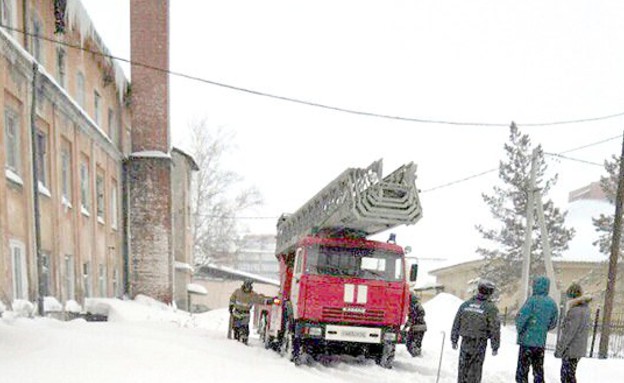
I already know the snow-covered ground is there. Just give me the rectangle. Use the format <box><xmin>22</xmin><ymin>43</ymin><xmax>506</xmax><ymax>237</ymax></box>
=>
<box><xmin>1</xmin><ymin>293</ymin><xmax>621</xmax><ymax>382</ymax></box>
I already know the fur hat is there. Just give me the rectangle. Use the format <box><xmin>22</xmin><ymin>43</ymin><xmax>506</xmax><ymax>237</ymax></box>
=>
<box><xmin>566</xmin><ymin>282</ymin><xmax>583</xmax><ymax>299</ymax></box>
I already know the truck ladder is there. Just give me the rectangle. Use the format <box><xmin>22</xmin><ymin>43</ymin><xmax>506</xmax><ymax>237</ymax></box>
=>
<box><xmin>276</xmin><ymin>159</ymin><xmax>422</xmax><ymax>254</ymax></box>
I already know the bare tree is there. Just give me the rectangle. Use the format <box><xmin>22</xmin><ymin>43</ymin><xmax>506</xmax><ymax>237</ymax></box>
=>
<box><xmin>189</xmin><ymin>120</ymin><xmax>262</xmax><ymax>267</ymax></box>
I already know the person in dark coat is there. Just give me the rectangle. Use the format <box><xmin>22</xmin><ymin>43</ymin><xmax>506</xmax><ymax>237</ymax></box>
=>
<box><xmin>514</xmin><ymin>276</ymin><xmax>559</xmax><ymax>383</ymax></box>
<box><xmin>405</xmin><ymin>291</ymin><xmax>427</xmax><ymax>357</ymax></box>
<box><xmin>555</xmin><ymin>282</ymin><xmax>592</xmax><ymax>383</ymax></box>
<box><xmin>451</xmin><ymin>279</ymin><xmax>501</xmax><ymax>383</ymax></box>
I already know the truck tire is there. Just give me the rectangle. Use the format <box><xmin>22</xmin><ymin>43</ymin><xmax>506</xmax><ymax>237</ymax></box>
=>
<box><xmin>375</xmin><ymin>343</ymin><xmax>395</xmax><ymax>369</ymax></box>
<box><xmin>280</xmin><ymin>321</ymin><xmax>304</xmax><ymax>365</ymax></box>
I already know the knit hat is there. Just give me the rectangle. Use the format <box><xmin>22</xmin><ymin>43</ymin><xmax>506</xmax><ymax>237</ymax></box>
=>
<box><xmin>566</xmin><ymin>282</ymin><xmax>583</xmax><ymax>299</ymax></box>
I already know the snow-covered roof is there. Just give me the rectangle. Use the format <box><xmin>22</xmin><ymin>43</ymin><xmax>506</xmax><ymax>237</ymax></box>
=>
<box><xmin>172</xmin><ymin>147</ymin><xmax>200</xmax><ymax>171</ymax></box>
<box><xmin>67</xmin><ymin>0</ymin><xmax>129</xmax><ymax>100</ymax></box>
<box><xmin>130</xmin><ymin>151</ymin><xmax>172</xmax><ymax>159</ymax></box>
<box><xmin>187</xmin><ymin>283</ymin><xmax>208</xmax><ymax>295</ymax></box>
<box><xmin>558</xmin><ymin>199</ymin><xmax>613</xmax><ymax>263</ymax></box>
<box><xmin>175</xmin><ymin>262</ymin><xmax>195</xmax><ymax>273</ymax></box>
<box><xmin>197</xmin><ymin>263</ymin><xmax>280</xmax><ymax>287</ymax></box>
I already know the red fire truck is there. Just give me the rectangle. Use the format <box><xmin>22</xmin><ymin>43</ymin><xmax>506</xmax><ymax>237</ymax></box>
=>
<box><xmin>254</xmin><ymin>160</ymin><xmax>422</xmax><ymax>368</ymax></box>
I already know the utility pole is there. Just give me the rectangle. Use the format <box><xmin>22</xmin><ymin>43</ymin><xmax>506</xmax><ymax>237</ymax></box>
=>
<box><xmin>521</xmin><ymin>148</ymin><xmax>538</xmax><ymax>303</ymax></box>
<box><xmin>535</xmin><ymin>191</ymin><xmax>560</xmax><ymax>307</ymax></box>
<box><xmin>598</xmin><ymin>133</ymin><xmax>624</xmax><ymax>359</ymax></box>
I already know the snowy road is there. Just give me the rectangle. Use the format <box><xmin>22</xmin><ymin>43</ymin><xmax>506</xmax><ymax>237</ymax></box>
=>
<box><xmin>1</xmin><ymin>294</ymin><xmax>622</xmax><ymax>382</ymax></box>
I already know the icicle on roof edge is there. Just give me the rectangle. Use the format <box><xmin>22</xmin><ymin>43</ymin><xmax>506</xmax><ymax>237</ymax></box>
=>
<box><xmin>66</xmin><ymin>0</ymin><xmax>129</xmax><ymax>102</ymax></box>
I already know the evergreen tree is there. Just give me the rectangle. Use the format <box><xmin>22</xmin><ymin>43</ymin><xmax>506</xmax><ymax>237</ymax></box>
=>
<box><xmin>592</xmin><ymin>155</ymin><xmax>621</xmax><ymax>256</ymax></box>
<box><xmin>476</xmin><ymin>123</ymin><xmax>575</xmax><ymax>293</ymax></box>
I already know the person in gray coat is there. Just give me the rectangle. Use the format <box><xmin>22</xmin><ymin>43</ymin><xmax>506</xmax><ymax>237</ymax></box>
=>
<box><xmin>555</xmin><ymin>282</ymin><xmax>592</xmax><ymax>383</ymax></box>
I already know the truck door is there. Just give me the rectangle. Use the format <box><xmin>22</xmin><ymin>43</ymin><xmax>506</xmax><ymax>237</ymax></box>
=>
<box><xmin>290</xmin><ymin>247</ymin><xmax>304</xmax><ymax>319</ymax></box>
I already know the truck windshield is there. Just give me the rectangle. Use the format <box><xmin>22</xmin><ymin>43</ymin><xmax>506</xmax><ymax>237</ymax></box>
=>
<box><xmin>306</xmin><ymin>245</ymin><xmax>404</xmax><ymax>281</ymax></box>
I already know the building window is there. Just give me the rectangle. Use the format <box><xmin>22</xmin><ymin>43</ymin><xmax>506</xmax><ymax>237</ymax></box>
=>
<box><xmin>4</xmin><ymin>107</ymin><xmax>20</xmax><ymax>174</ymax></box>
<box><xmin>110</xmin><ymin>181</ymin><xmax>118</xmax><ymax>229</ymax></box>
<box><xmin>112</xmin><ymin>268</ymin><xmax>119</xmax><ymax>298</ymax></box>
<box><xmin>35</xmin><ymin>130</ymin><xmax>48</xmax><ymax>188</ymax></box>
<box><xmin>30</xmin><ymin>11</ymin><xmax>44</xmax><ymax>65</ymax></box>
<box><xmin>98</xmin><ymin>264</ymin><xmax>107</xmax><ymax>297</ymax></box>
<box><xmin>76</xmin><ymin>72</ymin><xmax>85</xmax><ymax>107</ymax></box>
<box><xmin>64</xmin><ymin>255</ymin><xmax>75</xmax><ymax>301</ymax></box>
<box><xmin>107</xmin><ymin>108</ymin><xmax>115</xmax><ymax>141</ymax></box>
<box><xmin>10</xmin><ymin>240</ymin><xmax>28</xmax><ymax>300</ymax></box>
<box><xmin>41</xmin><ymin>252</ymin><xmax>51</xmax><ymax>296</ymax></box>
<box><xmin>83</xmin><ymin>262</ymin><xmax>91</xmax><ymax>298</ymax></box>
<box><xmin>96</xmin><ymin>173</ymin><xmax>105</xmax><ymax>221</ymax></box>
<box><xmin>56</xmin><ymin>48</ymin><xmax>66</xmax><ymax>88</ymax></box>
<box><xmin>61</xmin><ymin>145</ymin><xmax>72</xmax><ymax>204</ymax></box>
<box><xmin>1</xmin><ymin>0</ymin><xmax>16</xmax><ymax>37</ymax></box>
<box><xmin>94</xmin><ymin>91</ymin><xmax>101</xmax><ymax>126</ymax></box>
<box><xmin>80</xmin><ymin>158</ymin><xmax>90</xmax><ymax>213</ymax></box>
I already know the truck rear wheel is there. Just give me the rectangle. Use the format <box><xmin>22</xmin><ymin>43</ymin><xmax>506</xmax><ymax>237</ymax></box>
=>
<box><xmin>259</xmin><ymin>313</ymin><xmax>272</xmax><ymax>350</ymax></box>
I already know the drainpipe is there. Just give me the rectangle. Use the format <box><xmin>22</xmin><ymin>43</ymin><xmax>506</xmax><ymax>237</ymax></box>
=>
<box><xmin>29</xmin><ymin>63</ymin><xmax>44</xmax><ymax>316</ymax></box>
<box><xmin>121</xmin><ymin>159</ymin><xmax>130</xmax><ymax>296</ymax></box>
<box><xmin>22</xmin><ymin>0</ymin><xmax>28</xmax><ymax>50</ymax></box>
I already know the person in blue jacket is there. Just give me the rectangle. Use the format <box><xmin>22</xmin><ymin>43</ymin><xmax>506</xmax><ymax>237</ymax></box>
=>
<box><xmin>514</xmin><ymin>276</ymin><xmax>559</xmax><ymax>383</ymax></box>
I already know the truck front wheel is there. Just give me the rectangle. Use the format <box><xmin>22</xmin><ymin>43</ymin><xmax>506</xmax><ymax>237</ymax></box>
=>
<box><xmin>374</xmin><ymin>342</ymin><xmax>395</xmax><ymax>369</ymax></box>
<box><xmin>280</xmin><ymin>323</ymin><xmax>304</xmax><ymax>365</ymax></box>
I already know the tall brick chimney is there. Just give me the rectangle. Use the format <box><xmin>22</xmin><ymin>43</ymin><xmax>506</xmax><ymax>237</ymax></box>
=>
<box><xmin>128</xmin><ymin>0</ymin><xmax>173</xmax><ymax>302</ymax></box>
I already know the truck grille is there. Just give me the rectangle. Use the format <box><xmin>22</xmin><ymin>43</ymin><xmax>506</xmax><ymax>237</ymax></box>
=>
<box><xmin>322</xmin><ymin>307</ymin><xmax>385</xmax><ymax>323</ymax></box>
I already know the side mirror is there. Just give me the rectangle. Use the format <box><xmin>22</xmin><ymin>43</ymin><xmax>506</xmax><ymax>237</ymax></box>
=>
<box><xmin>409</xmin><ymin>264</ymin><xmax>418</xmax><ymax>282</ymax></box>
<box><xmin>404</xmin><ymin>246</ymin><xmax>412</xmax><ymax>254</ymax></box>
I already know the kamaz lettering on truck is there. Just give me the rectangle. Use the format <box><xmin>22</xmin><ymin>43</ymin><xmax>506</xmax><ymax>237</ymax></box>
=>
<box><xmin>254</xmin><ymin>159</ymin><xmax>423</xmax><ymax>368</ymax></box>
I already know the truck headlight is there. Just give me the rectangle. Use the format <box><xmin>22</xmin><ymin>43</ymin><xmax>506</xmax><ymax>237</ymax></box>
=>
<box><xmin>383</xmin><ymin>332</ymin><xmax>397</xmax><ymax>341</ymax></box>
<box><xmin>309</xmin><ymin>327</ymin><xmax>322</xmax><ymax>337</ymax></box>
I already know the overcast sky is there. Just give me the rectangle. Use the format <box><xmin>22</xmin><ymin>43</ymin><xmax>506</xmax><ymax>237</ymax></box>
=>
<box><xmin>81</xmin><ymin>0</ymin><xmax>623</xmax><ymax>265</ymax></box>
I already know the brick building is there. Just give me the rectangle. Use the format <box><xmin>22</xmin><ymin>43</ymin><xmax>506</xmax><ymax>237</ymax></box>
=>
<box><xmin>0</xmin><ymin>0</ymin><xmax>193</xmax><ymax>312</ymax></box>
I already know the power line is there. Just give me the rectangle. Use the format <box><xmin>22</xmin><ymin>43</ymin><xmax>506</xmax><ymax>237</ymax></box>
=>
<box><xmin>421</xmin><ymin>168</ymin><xmax>498</xmax><ymax>193</ymax></box>
<box><xmin>192</xmin><ymin>134</ymin><xmax>617</xmax><ymax>220</ymax></box>
<box><xmin>558</xmin><ymin>135</ymin><xmax>623</xmax><ymax>154</ymax></box>
<box><xmin>198</xmin><ymin>134</ymin><xmax>618</xmax><ymax>219</ymax></box>
<box><xmin>194</xmin><ymin>214</ymin><xmax>277</xmax><ymax>220</ymax></box>
<box><xmin>544</xmin><ymin>152</ymin><xmax>604</xmax><ymax>167</ymax></box>
<box><xmin>3</xmin><ymin>23</ymin><xmax>624</xmax><ymax>127</ymax></box>
<box><xmin>420</xmin><ymin>134</ymin><xmax>619</xmax><ymax>193</ymax></box>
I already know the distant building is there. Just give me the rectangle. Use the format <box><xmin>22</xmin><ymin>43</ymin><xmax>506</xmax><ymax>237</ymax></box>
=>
<box><xmin>429</xmin><ymin>182</ymin><xmax>623</xmax><ymax>314</ymax></box>
<box><xmin>232</xmin><ymin>234</ymin><xmax>279</xmax><ymax>280</ymax></box>
<box><xmin>568</xmin><ymin>181</ymin><xmax>607</xmax><ymax>202</ymax></box>
<box><xmin>193</xmin><ymin>264</ymin><xmax>279</xmax><ymax>311</ymax></box>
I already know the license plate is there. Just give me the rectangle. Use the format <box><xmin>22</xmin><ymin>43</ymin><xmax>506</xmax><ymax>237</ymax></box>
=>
<box><xmin>343</xmin><ymin>330</ymin><xmax>367</xmax><ymax>338</ymax></box>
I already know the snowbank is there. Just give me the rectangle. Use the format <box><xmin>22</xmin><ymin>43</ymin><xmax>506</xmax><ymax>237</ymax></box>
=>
<box><xmin>0</xmin><ymin>292</ymin><xmax>622</xmax><ymax>383</ymax></box>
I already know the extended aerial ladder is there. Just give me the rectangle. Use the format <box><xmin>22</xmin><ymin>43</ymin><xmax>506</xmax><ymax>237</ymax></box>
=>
<box><xmin>276</xmin><ymin>159</ymin><xmax>423</xmax><ymax>255</ymax></box>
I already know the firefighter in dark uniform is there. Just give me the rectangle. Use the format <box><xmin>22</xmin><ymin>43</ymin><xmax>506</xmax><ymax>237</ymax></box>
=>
<box><xmin>451</xmin><ymin>279</ymin><xmax>501</xmax><ymax>383</ymax></box>
<box><xmin>228</xmin><ymin>279</ymin><xmax>270</xmax><ymax>344</ymax></box>
<box><xmin>405</xmin><ymin>291</ymin><xmax>427</xmax><ymax>357</ymax></box>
